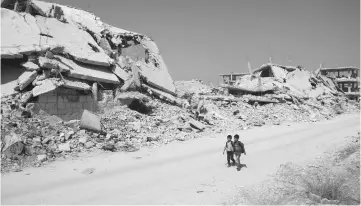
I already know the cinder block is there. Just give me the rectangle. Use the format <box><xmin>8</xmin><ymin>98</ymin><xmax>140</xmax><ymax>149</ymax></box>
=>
<box><xmin>70</xmin><ymin>103</ymin><xmax>78</xmax><ymax>109</ymax></box>
<box><xmin>83</xmin><ymin>102</ymin><xmax>94</xmax><ymax>111</ymax></box>
<box><xmin>75</xmin><ymin>103</ymin><xmax>83</xmax><ymax>109</ymax></box>
<box><xmin>79</xmin><ymin>96</ymin><xmax>87</xmax><ymax>102</ymax></box>
<box><xmin>62</xmin><ymin>96</ymin><xmax>69</xmax><ymax>102</ymax></box>
<box><xmin>38</xmin><ymin>95</ymin><xmax>47</xmax><ymax>103</ymax></box>
<box><xmin>46</xmin><ymin>103</ymin><xmax>56</xmax><ymax>109</ymax></box>
<box><xmin>49</xmin><ymin>107</ymin><xmax>57</xmax><ymax>114</ymax></box>
<box><xmin>47</xmin><ymin>96</ymin><xmax>57</xmax><ymax>103</ymax></box>
<box><xmin>58</xmin><ymin>103</ymin><xmax>66</xmax><ymax>109</ymax></box>
<box><xmin>57</xmin><ymin>108</ymin><xmax>67</xmax><ymax>115</ymax></box>
<box><xmin>86</xmin><ymin>95</ymin><xmax>94</xmax><ymax>101</ymax></box>
<box><xmin>67</xmin><ymin>95</ymin><xmax>79</xmax><ymax>102</ymax></box>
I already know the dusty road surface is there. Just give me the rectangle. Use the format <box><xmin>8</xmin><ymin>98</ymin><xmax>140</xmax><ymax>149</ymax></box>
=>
<box><xmin>2</xmin><ymin>113</ymin><xmax>360</xmax><ymax>205</ymax></box>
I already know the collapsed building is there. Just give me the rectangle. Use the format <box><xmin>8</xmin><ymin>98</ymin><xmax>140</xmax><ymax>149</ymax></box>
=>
<box><xmin>219</xmin><ymin>63</ymin><xmax>354</xmax><ymax>104</ymax></box>
<box><xmin>318</xmin><ymin>67</ymin><xmax>360</xmax><ymax>101</ymax></box>
<box><xmin>1</xmin><ymin>0</ymin><xmax>178</xmax><ymax>120</ymax></box>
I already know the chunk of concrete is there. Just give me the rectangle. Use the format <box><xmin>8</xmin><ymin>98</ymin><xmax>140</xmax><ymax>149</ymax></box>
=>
<box><xmin>32</xmin><ymin>79</ymin><xmax>60</xmax><ymax>97</ymax></box>
<box><xmin>38</xmin><ymin>56</ymin><xmax>71</xmax><ymax>72</ymax></box>
<box><xmin>35</xmin><ymin>16</ymin><xmax>111</xmax><ymax>67</ymax></box>
<box><xmin>58</xmin><ymin>142</ymin><xmax>71</xmax><ymax>152</ymax></box>
<box><xmin>112</xmin><ymin>64</ymin><xmax>131</xmax><ymax>81</ymax></box>
<box><xmin>189</xmin><ymin>119</ymin><xmax>206</xmax><ymax>131</ymax></box>
<box><xmin>55</xmin><ymin>55</ymin><xmax>120</xmax><ymax>84</ymax></box>
<box><xmin>21</xmin><ymin>62</ymin><xmax>40</xmax><ymax>71</ymax></box>
<box><xmin>141</xmin><ymin>83</ymin><xmax>177</xmax><ymax>104</ymax></box>
<box><xmin>84</xmin><ymin>141</ymin><xmax>95</xmax><ymax>149</ymax></box>
<box><xmin>62</xmin><ymin>77</ymin><xmax>91</xmax><ymax>91</ymax></box>
<box><xmin>137</xmin><ymin>61</ymin><xmax>176</xmax><ymax>96</ymax></box>
<box><xmin>1</xmin><ymin>9</ymin><xmax>47</xmax><ymax>58</ymax></box>
<box><xmin>141</xmin><ymin>39</ymin><xmax>160</xmax><ymax>54</ymax></box>
<box><xmin>1</xmin><ymin>80</ymin><xmax>19</xmax><ymax>97</ymax></box>
<box><xmin>80</xmin><ymin>110</ymin><xmax>102</xmax><ymax>133</ymax></box>
<box><xmin>18</xmin><ymin>71</ymin><xmax>38</xmax><ymax>90</ymax></box>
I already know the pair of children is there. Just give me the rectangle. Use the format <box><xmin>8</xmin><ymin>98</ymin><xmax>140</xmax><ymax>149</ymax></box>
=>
<box><xmin>223</xmin><ymin>134</ymin><xmax>246</xmax><ymax>170</ymax></box>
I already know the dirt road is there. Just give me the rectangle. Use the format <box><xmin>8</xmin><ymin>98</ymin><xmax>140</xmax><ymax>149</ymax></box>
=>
<box><xmin>2</xmin><ymin>113</ymin><xmax>360</xmax><ymax>205</ymax></box>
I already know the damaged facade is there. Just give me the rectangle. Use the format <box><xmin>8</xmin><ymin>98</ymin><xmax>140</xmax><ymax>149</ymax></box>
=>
<box><xmin>219</xmin><ymin>73</ymin><xmax>248</xmax><ymax>85</ymax></box>
<box><xmin>220</xmin><ymin>63</ymin><xmax>348</xmax><ymax>104</ymax></box>
<box><xmin>319</xmin><ymin>67</ymin><xmax>360</xmax><ymax>101</ymax></box>
<box><xmin>1</xmin><ymin>0</ymin><xmax>177</xmax><ymax>120</ymax></box>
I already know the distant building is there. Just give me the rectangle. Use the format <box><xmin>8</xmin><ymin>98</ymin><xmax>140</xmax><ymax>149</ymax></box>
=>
<box><xmin>219</xmin><ymin>72</ymin><xmax>248</xmax><ymax>85</ymax></box>
<box><xmin>320</xmin><ymin>67</ymin><xmax>360</xmax><ymax>101</ymax></box>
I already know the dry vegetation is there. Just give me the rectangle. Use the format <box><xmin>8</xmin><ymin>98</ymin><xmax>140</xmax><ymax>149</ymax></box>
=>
<box><xmin>232</xmin><ymin>134</ymin><xmax>360</xmax><ymax>205</ymax></box>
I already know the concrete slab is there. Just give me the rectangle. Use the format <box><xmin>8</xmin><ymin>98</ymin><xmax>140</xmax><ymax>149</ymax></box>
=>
<box><xmin>18</xmin><ymin>71</ymin><xmax>38</xmax><ymax>90</ymax></box>
<box><xmin>55</xmin><ymin>55</ymin><xmax>120</xmax><ymax>84</ymax></box>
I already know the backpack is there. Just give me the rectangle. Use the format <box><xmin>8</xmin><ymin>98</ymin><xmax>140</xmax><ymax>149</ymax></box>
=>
<box><xmin>234</xmin><ymin>141</ymin><xmax>245</xmax><ymax>153</ymax></box>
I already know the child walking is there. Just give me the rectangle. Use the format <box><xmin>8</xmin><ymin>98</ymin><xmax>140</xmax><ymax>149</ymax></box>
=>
<box><xmin>223</xmin><ymin>135</ymin><xmax>236</xmax><ymax>167</ymax></box>
<box><xmin>233</xmin><ymin>134</ymin><xmax>246</xmax><ymax>171</ymax></box>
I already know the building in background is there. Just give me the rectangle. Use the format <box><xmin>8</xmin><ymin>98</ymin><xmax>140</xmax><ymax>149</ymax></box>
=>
<box><xmin>219</xmin><ymin>72</ymin><xmax>248</xmax><ymax>85</ymax></box>
<box><xmin>320</xmin><ymin>67</ymin><xmax>360</xmax><ymax>101</ymax></box>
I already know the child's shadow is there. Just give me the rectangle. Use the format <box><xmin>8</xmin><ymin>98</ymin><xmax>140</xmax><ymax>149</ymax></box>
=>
<box><xmin>239</xmin><ymin>164</ymin><xmax>247</xmax><ymax>169</ymax></box>
<box><xmin>236</xmin><ymin>164</ymin><xmax>248</xmax><ymax>171</ymax></box>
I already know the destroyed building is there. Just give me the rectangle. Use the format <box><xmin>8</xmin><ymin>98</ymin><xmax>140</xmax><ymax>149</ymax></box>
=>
<box><xmin>319</xmin><ymin>67</ymin><xmax>360</xmax><ymax>101</ymax></box>
<box><xmin>219</xmin><ymin>73</ymin><xmax>248</xmax><ymax>85</ymax></box>
<box><xmin>1</xmin><ymin>0</ymin><xmax>178</xmax><ymax>120</ymax></box>
<box><xmin>220</xmin><ymin>63</ymin><xmax>346</xmax><ymax>104</ymax></box>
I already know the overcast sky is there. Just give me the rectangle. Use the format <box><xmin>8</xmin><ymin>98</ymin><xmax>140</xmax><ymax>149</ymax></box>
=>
<box><xmin>50</xmin><ymin>0</ymin><xmax>360</xmax><ymax>84</ymax></box>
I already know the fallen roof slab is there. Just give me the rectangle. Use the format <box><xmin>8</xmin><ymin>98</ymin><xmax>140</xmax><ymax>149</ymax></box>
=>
<box><xmin>35</xmin><ymin>15</ymin><xmax>111</xmax><ymax>67</ymax></box>
<box><xmin>137</xmin><ymin>61</ymin><xmax>176</xmax><ymax>96</ymax></box>
<box><xmin>220</xmin><ymin>84</ymin><xmax>277</xmax><ymax>94</ymax></box>
<box><xmin>55</xmin><ymin>55</ymin><xmax>120</xmax><ymax>84</ymax></box>
<box><xmin>32</xmin><ymin>79</ymin><xmax>61</xmax><ymax>97</ymax></box>
<box><xmin>62</xmin><ymin>77</ymin><xmax>91</xmax><ymax>91</ymax></box>
<box><xmin>18</xmin><ymin>71</ymin><xmax>38</xmax><ymax>91</ymax></box>
<box><xmin>21</xmin><ymin>62</ymin><xmax>40</xmax><ymax>71</ymax></box>
<box><xmin>1</xmin><ymin>8</ymin><xmax>49</xmax><ymax>58</ymax></box>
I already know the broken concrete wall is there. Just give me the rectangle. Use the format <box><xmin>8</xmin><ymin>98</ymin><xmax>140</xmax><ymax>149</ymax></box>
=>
<box><xmin>2</xmin><ymin>0</ymin><xmax>177</xmax><ymax>118</ymax></box>
<box><xmin>33</xmin><ymin>87</ymin><xmax>97</xmax><ymax>121</ymax></box>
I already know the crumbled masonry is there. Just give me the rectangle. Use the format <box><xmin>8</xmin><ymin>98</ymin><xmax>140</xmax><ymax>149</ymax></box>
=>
<box><xmin>1</xmin><ymin>0</ymin><xmax>360</xmax><ymax>172</ymax></box>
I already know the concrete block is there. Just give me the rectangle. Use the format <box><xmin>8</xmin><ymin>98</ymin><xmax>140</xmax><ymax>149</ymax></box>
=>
<box><xmin>58</xmin><ymin>103</ymin><xmax>66</xmax><ymax>109</ymax></box>
<box><xmin>46</xmin><ymin>103</ymin><xmax>56</xmax><ymax>109</ymax></box>
<box><xmin>79</xmin><ymin>96</ymin><xmax>87</xmax><ymax>102</ymax></box>
<box><xmin>67</xmin><ymin>95</ymin><xmax>79</xmax><ymax>102</ymax></box>
<box><xmin>80</xmin><ymin>110</ymin><xmax>101</xmax><ymax>132</ymax></box>
<box><xmin>32</xmin><ymin>79</ymin><xmax>58</xmax><ymax>97</ymax></box>
<box><xmin>57</xmin><ymin>108</ymin><xmax>68</xmax><ymax>115</ymax></box>
<box><xmin>71</xmin><ymin>103</ymin><xmax>78</xmax><ymax>109</ymax></box>
<box><xmin>84</xmin><ymin>102</ymin><xmax>94</xmax><ymax>111</ymax></box>
<box><xmin>75</xmin><ymin>103</ymin><xmax>83</xmax><ymax>109</ymax></box>
<box><xmin>38</xmin><ymin>95</ymin><xmax>47</xmax><ymax>103</ymax></box>
<box><xmin>86</xmin><ymin>95</ymin><xmax>94</xmax><ymax>101</ymax></box>
<box><xmin>47</xmin><ymin>96</ymin><xmax>57</xmax><ymax>103</ymax></box>
<box><xmin>64</xmin><ymin>103</ymin><xmax>70</xmax><ymax>109</ymax></box>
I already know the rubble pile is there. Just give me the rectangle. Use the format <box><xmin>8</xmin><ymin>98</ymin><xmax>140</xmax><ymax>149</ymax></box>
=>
<box><xmin>1</xmin><ymin>1</ymin><xmax>359</xmax><ymax>172</ymax></box>
<box><xmin>1</xmin><ymin>0</ymin><xmax>178</xmax><ymax>110</ymax></box>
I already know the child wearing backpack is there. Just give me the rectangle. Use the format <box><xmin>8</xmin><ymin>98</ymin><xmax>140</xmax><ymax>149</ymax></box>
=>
<box><xmin>223</xmin><ymin>135</ymin><xmax>236</xmax><ymax>167</ymax></box>
<box><xmin>233</xmin><ymin>134</ymin><xmax>246</xmax><ymax>171</ymax></box>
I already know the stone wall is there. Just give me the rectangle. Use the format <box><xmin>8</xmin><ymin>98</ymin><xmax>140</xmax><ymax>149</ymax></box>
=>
<box><xmin>34</xmin><ymin>87</ymin><xmax>97</xmax><ymax>121</ymax></box>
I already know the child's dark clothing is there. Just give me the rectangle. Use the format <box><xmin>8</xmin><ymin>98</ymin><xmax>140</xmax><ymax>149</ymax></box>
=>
<box><xmin>226</xmin><ymin>151</ymin><xmax>235</xmax><ymax>166</ymax></box>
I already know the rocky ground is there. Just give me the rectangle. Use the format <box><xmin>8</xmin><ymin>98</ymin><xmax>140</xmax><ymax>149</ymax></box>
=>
<box><xmin>232</xmin><ymin>133</ymin><xmax>360</xmax><ymax>205</ymax></box>
<box><xmin>1</xmin><ymin>80</ymin><xmax>360</xmax><ymax>173</ymax></box>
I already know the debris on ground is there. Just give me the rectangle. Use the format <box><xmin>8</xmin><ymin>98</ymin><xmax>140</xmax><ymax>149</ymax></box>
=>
<box><xmin>1</xmin><ymin>0</ymin><xmax>359</xmax><ymax>173</ymax></box>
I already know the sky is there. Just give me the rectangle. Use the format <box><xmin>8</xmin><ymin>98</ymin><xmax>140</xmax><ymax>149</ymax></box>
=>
<box><xmin>49</xmin><ymin>0</ymin><xmax>360</xmax><ymax>84</ymax></box>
